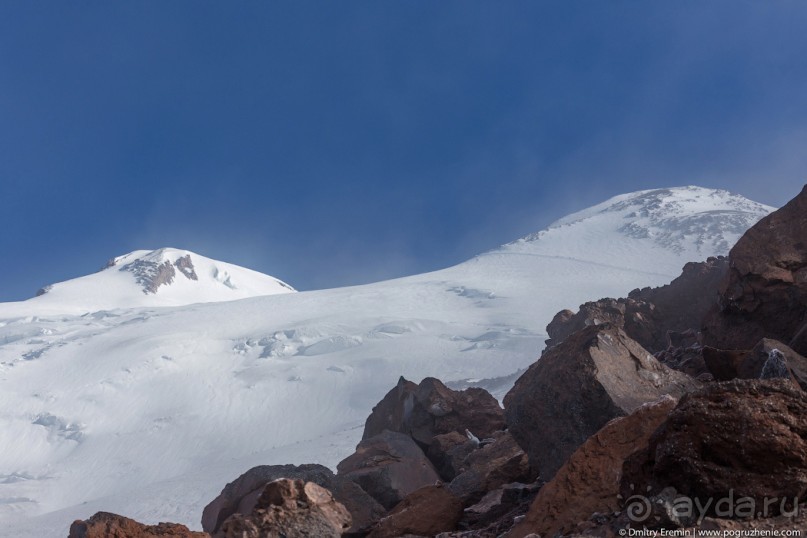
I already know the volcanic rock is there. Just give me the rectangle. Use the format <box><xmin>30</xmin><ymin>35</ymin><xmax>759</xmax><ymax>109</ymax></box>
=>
<box><xmin>367</xmin><ymin>484</ymin><xmax>463</xmax><ymax>538</ymax></box>
<box><xmin>508</xmin><ymin>396</ymin><xmax>676</xmax><ymax>538</ymax></box>
<box><xmin>68</xmin><ymin>512</ymin><xmax>208</xmax><ymax>538</ymax></box>
<box><xmin>703</xmin><ymin>185</ymin><xmax>807</xmax><ymax>355</ymax></box>
<box><xmin>546</xmin><ymin>257</ymin><xmax>728</xmax><ymax>354</ymax></box>
<box><xmin>362</xmin><ymin>376</ymin><xmax>505</xmax><ymax>448</ymax></box>
<box><xmin>428</xmin><ymin>431</ymin><xmax>477</xmax><ymax>481</ymax></box>
<box><xmin>504</xmin><ymin>324</ymin><xmax>697</xmax><ymax>480</ymax></box>
<box><xmin>215</xmin><ymin>478</ymin><xmax>351</xmax><ymax>538</ymax></box>
<box><xmin>654</xmin><ymin>343</ymin><xmax>709</xmax><ymax>379</ymax></box>
<box><xmin>461</xmin><ymin>482</ymin><xmax>541</xmax><ymax>531</ymax></box>
<box><xmin>201</xmin><ymin>463</ymin><xmax>382</xmax><ymax>535</ymax></box>
<box><xmin>702</xmin><ymin>347</ymin><xmax>752</xmax><ymax>381</ymax></box>
<box><xmin>447</xmin><ymin>431</ymin><xmax>532</xmax><ymax>502</ymax></box>
<box><xmin>622</xmin><ymin>379</ymin><xmax>807</xmax><ymax>517</ymax></box>
<box><xmin>702</xmin><ymin>339</ymin><xmax>807</xmax><ymax>391</ymax></box>
<box><xmin>337</xmin><ymin>430</ymin><xmax>440</xmax><ymax>510</ymax></box>
<box><xmin>202</xmin><ymin>464</ymin><xmax>333</xmax><ymax>533</ymax></box>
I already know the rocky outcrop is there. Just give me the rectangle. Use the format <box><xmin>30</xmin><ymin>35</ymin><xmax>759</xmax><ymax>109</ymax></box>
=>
<box><xmin>362</xmin><ymin>376</ymin><xmax>505</xmax><ymax>448</ymax></box>
<box><xmin>201</xmin><ymin>463</ymin><xmax>382</xmax><ymax>535</ymax></box>
<box><xmin>508</xmin><ymin>396</ymin><xmax>676</xmax><ymax>538</ymax></box>
<box><xmin>214</xmin><ymin>479</ymin><xmax>351</xmax><ymax>538</ymax></box>
<box><xmin>504</xmin><ymin>324</ymin><xmax>697</xmax><ymax>480</ymax></box>
<box><xmin>121</xmin><ymin>253</ymin><xmax>202</xmax><ymax>294</ymax></box>
<box><xmin>174</xmin><ymin>255</ymin><xmax>198</xmax><ymax>280</ymax></box>
<box><xmin>337</xmin><ymin>430</ymin><xmax>441</xmax><ymax>510</ymax></box>
<box><xmin>622</xmin><ymin>379</ymin><xmax>807</xmax><ymax>517</ymax></box>
<box><xmin>367</xmin><ymin>484</ymin><xmax>463</xmax><ymax>538</ymax></box>
<box><xmin>460</xmin><ymin>482</ymin><xmax>540</xmax><ymax>532</ymax></box>
<box><xmin>546</xmin><ymin>257</ymin><xmax>728</xmax><ymax>354</ymax></box>
<box><xmin>68</xmin><ymin>512</ymin><xmax>208</xmax><ymax>538</ymax></box>
<box><xmin>202</xmin><ymin>464</ymin><xmax>334</xmax><ymax>534</ymax></box>
<box><xmin>702</xmin><ymin>346</ymin><xmax>752</xmax><ymax>381</ymax></box>
<box><xmin>428</xmin><ymin>431</ymin><xmax>477</xmax><ymax>481</ymax></box>
<box><xmin>703</xmin><ymin>339</ymin><xmax>807</xmax><ymax>390</ymax></box>
<box><xmin>703</xmin><ymin>185</ymin><xmax>807</xmax><ymax>356</ymax></box>
<box><xmin>447</xmin><ymin>431</ymin><xmax>532</xmax><ymax>502</ymax></box>
<box><xmin>654</xmin><ymin>339</ymin><xmax>710</xmax><ymax>379</ymax></box>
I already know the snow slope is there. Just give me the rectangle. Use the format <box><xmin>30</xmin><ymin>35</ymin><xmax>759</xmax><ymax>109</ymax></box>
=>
<box><xmin>0</xmin><ymin>187</ymin><xmax>773</xmax><ymax>536</ymax></box>
<box><xmin>0</xmin><ymin>247</ymin><xmax>295</xmax><ymax>317</ymax></box>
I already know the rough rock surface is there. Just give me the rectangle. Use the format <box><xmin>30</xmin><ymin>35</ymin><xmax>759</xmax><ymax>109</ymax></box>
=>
<box><xmin>215</xmin><ymin>479</ymin><xmax>351</xmax><ymax>538</ymax></box>
<box><xmin>703</xmin><ymin>185</ymin><xmax>807</xmax><ymax>356</ymax></box>
<box><xmin>428</xmin><ymin>431</ymin><xmax>477</xmax><ymax>481</ymax></box>
<box><xmin>460</xmin><ymin>482</ymin><xmax>541</xmax><ymax>532</ymax></box>
<box><xmin>68</xmin><ymin>512</ymin><xmax>208</xmax><ymax>538</ymax></box>
<box><xmin>508</xmin><ymin>396</ymin><xmax>676</xmax><ymax>538</ymax></box>
<box><xmin>703</xmin><ymin>338</ymin><xmax>807</xmax><ymax>390</ymax></box>
<box><xmin>202</xmin><ymin>464</ymin><xmax>334</xmax><ymax>533</ymax></box>
<box><xmin>654</xmin><ymin>341</ymin><xmax>709</xmax><ymax>379</ymax></box>
<box><xmin>201</xmin><ymin>463</ymin><xmax>382</xmax><ymax>535</ymax></box>
<box><xmin>702</xmin><ymin>346</ymin><xmax>752</xmax><ymax>381</ymax></box>
<box><xmin>546</xmin><ymin>257</ymin><xmax>728</xmax><ymax>353</ymax></box>
<box><xmin>337</xmin><ymin>430</ymin><xmax>441</xmax><ymax>510</ymax></box>
<box><xmin>447</xmin><ymin>431</ymin><xmax>532</xmax><ymax>502</ymax></box>
<box><xmin>367</xmin><ymin>485</ymin><xmax>463</xmax><ymax>538</ymax></box>
<box><xmin>504</xmin><ymin>324</ymin><xmax>697</xmax><ymax>480</ymax></box>
<box><xmin>362</xmin><ymin>376</ymin><xmax>505</xmax><ymax>447</ymax></box>
<box><xmin>622</xmin><ymin>379</ymin><xmax>807</xmax><ymax>517</ymax></box>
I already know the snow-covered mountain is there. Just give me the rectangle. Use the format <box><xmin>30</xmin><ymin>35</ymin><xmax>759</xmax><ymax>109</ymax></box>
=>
<box><xmin>3</xmin><ymin>248</ymin><xmax>295</xmax><ymax>317</ymax></box>
<box><xmin>0</xmin><ymin>186</ymin><xmax>773</xmax><ymax>536</ymax></box>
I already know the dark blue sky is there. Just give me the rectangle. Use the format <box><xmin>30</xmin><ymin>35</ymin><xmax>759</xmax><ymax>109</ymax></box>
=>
<box><xmin>2</xmin><ymin>3</ymin><xmax>806</xmax><ymax>301</ymax></box>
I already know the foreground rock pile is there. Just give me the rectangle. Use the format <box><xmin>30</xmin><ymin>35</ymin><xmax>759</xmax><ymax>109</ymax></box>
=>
<box><xmin>70</xmin><ymin>185</ymin><xmax>807</xmax><ymax>536</ymax></box>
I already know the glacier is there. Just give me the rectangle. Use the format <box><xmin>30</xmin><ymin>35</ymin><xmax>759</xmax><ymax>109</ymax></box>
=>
<box><xmin>0</xmin><ymin>186</ymin><xmax>773</xmax><ymax>536</ymax></box>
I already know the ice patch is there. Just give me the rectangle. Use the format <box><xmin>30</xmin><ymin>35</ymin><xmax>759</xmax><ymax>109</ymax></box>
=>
<box><xmin>32</xmin><ymin>413</ymin><xmax>84</xmax><ymax>443</ymax></box>
<box><xmin>448</xmin><ymin>286</ymin><xmax>496</xmax><ymax>300</ymax></box>
<box><xmin>298</xmin><ymin>335</ymin><xmax>362</xmax><ymax>356</ymax></box>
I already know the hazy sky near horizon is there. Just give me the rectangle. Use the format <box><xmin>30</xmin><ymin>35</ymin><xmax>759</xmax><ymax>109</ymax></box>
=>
<box><xmin>2</xmin><ymin>2</ymin><xmax>807</xmax><ymax>301</ymax></box>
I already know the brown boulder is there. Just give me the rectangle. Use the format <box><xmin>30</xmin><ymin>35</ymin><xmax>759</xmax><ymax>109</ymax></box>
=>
<box><xmin>68</xmin><ymin>512</ymin><xmax>208</xmax><ymax>538</ymax></box>
<box><xmin>337</xmin><ymin>430</ymin><xmax>440</xmax><ymax>510</ymax></box>
<box><xmin>703</xmin><ymin>339</ymin><xmax>807</xmax><ymax>391</ymax></box>
<box><xmin>447</xmin><ymin>431</ymin><xmax>532</xmax><ymax>502</ymax></box>
<box><xmin>363</xmin><ymin>376</ymin><xmax>505</xmax><ymax>448</ymax></box>
<box><xmin>702</xmin><ymin>346</ymin><xmax>752</xmax><ymax>381</ymax></box>
<box><xmin>201</xmin><ymin>463</ymin><xmax>383</xmax><ymax>535</ymax></box>
<box><xmin>654</xmin><ymin>343</ymin><xmax>709</xmax><ymax>379</ymax></box>
<box><xmin>461</xmin><ymin>482</ymin><xmax>541</xmax><ymax>531</ymax></box>
<box><xmin>703</xmin><ymin>185</ymin><xmax>807</xmax><ymax>356</ymax></box>
<box><xmin>508</xmin><ymin>396</ymin><xmax>676</xmax><ymax>538</ymax></box>
<box><xmin>427</xmin><ymin>431</ymin><xmax>477</xmax><ymax>481</ymax></box>
<box><xmin>368</xmin><ymin>485</ymin><xmax>463</xmax><ymax>538</ymax></box>
<box><xmin>328</xmin><ymin>477</ymin><xmax>387</xmax><ymax>534</ymax></box>
<box><xmin>622</xmin><ymin>379</ymin><xmax>807</xmax><ymax>517</ymax></box>
<box><xmin>215</xmin><ymin>478</ymin><xmax>351</xmax><ymax>538</ymax></box>
<box><xmin>504</xmin><ymin>324</ymin><xmax>697</xmax><ymax>480</ymax></box>
<box><xmin>201</xmin><ymin>463</ymin><xmax>333</xmax><ymax>533</ymax></box>
<box><xmin>546</xmin><ymin>257</ymin><xmax>728</xmax><ymax>354</ymax></box>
